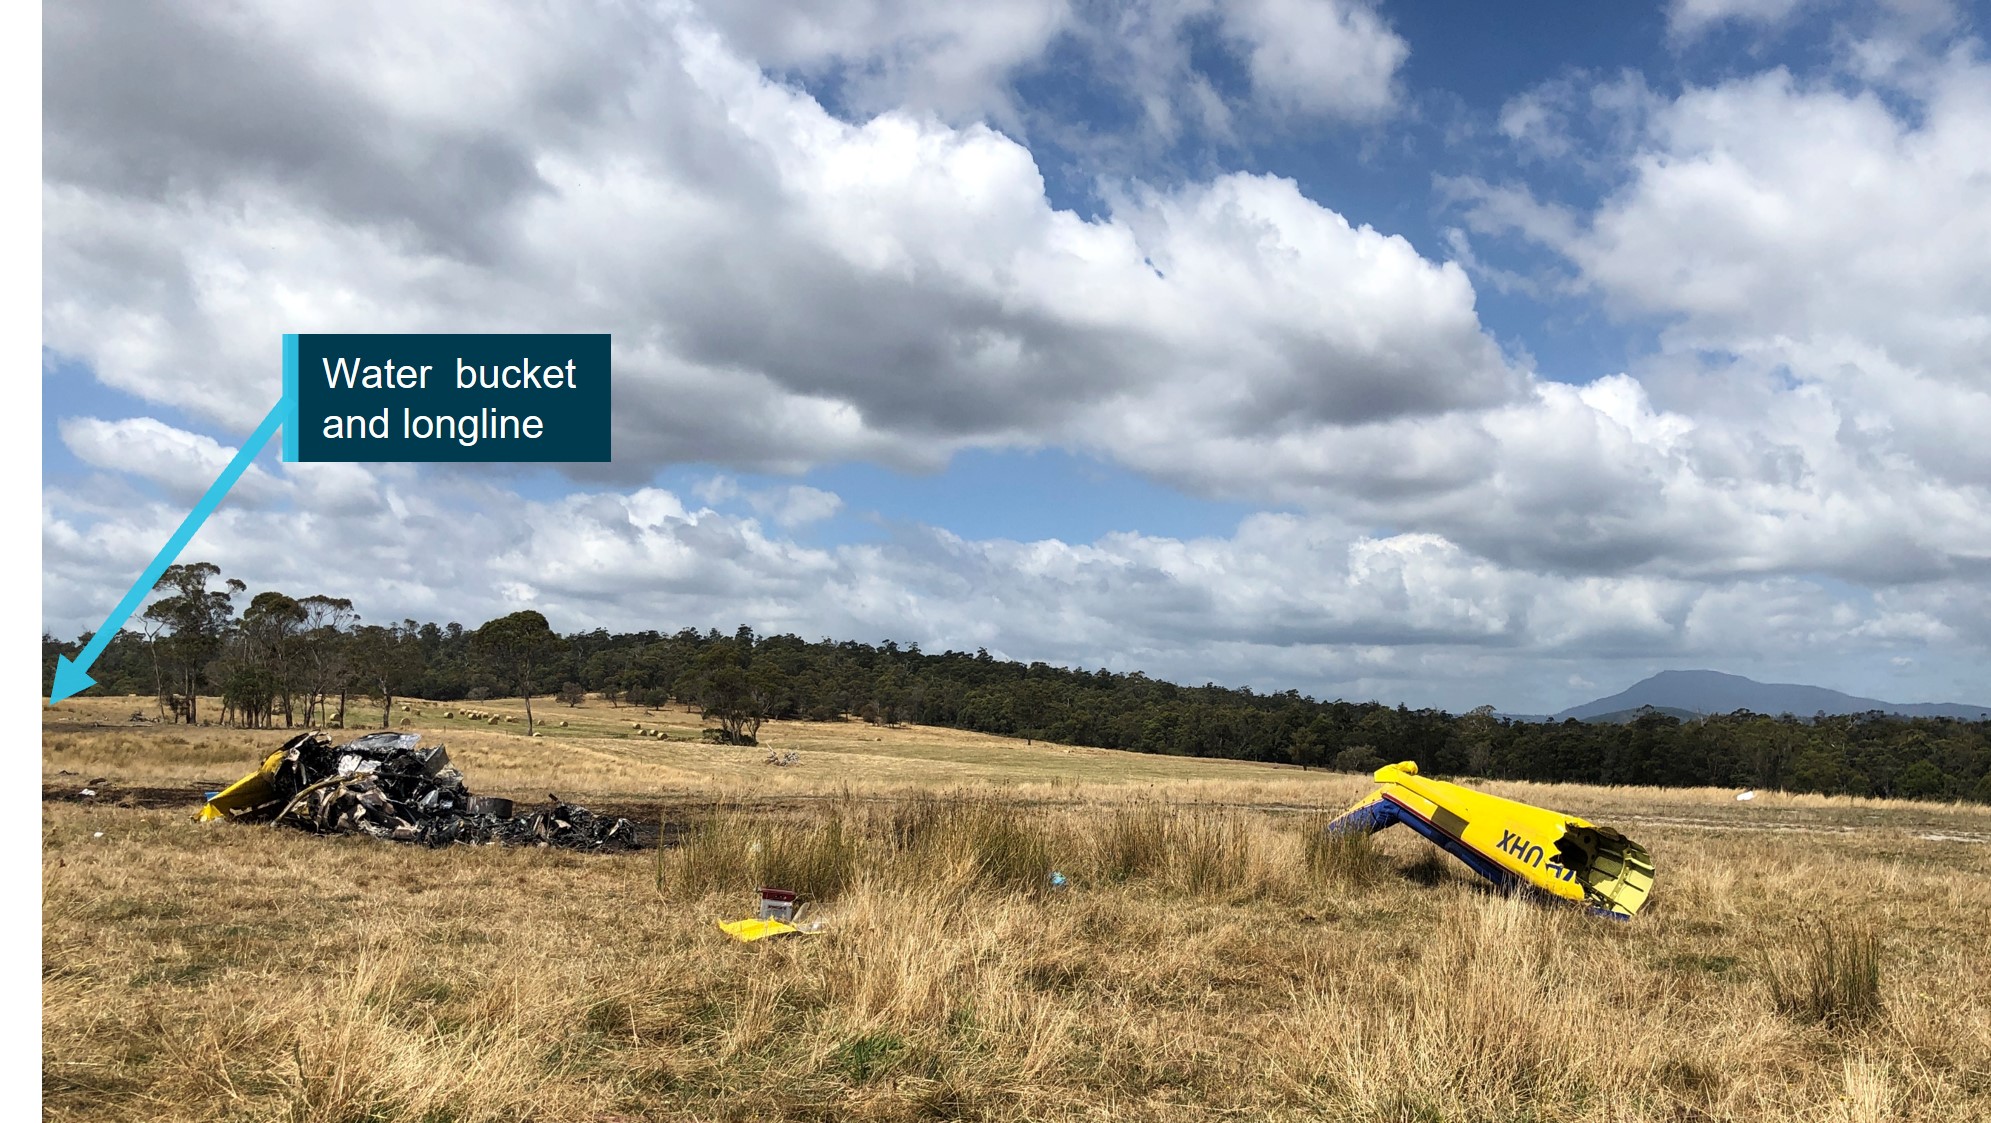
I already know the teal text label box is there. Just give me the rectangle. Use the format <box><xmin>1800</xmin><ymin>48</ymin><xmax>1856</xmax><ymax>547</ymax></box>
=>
<box><xmin>284</xmin><ymin>333</ymin><xmax>611</xmax><ymax>462</ymax></box>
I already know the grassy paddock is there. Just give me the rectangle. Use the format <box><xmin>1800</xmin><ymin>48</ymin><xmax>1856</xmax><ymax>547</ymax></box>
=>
<box><xmin>41</xmin><ymin>700</ymin><xmax>1991</xmax><ymax>1121</ymax></box>
<box><xmin>45</xmin><ymin>694</ymin><xmax>1991</xmax><ymax>830</ymax></box>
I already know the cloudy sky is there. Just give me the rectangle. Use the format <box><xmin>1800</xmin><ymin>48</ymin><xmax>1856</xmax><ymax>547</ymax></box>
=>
<box><xmin>39</xmin><ymin>0</ymin><xmax>1991</xmax><ymax>713</ymax></box>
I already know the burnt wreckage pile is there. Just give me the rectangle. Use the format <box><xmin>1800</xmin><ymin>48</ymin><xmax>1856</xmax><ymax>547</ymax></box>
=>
<box><xmin>207</xmin><ymin>731</ymin><xmax>639</xmax><ymax>850</ymax></box>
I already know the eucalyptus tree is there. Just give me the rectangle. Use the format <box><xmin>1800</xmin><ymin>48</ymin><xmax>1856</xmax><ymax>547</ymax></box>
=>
<box><xmin>140</xmin><ymin>562</ymin><xmax>243</xmax><ymax>724</ymax></box>
<box><xmin>349</xmin><ymin>622</ymin><xmax>424</xmax><ymax>728</ymax></box>
<box><xmin>472</xmin><ymin>610</ymin><xmax>566</xmax><ymax>735</ymax></box>
<box><xmin>241</xmin><ymin>591</ymin><xmax>308</xmax><ymax>725</ymax></box>
<box><xmin>297</xmin><ymin>595</ymin><xmax>358</xmax><ymax>724</ymax></box>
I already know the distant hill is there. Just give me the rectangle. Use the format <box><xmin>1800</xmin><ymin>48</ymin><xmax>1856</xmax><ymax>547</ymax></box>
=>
<box><xmin>1553</xmin><ymin>670</ymin><xmax>1991</xmax><ymax>722</ymax></box>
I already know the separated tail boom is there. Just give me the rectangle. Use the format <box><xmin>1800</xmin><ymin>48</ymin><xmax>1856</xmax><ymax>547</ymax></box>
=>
<box><xmin>1327</xmin><ymin>762</ymin><xmax>1654</xmax><ymax>918</ymax></box>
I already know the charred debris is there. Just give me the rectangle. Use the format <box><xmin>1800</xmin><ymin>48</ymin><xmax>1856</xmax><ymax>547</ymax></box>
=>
<box><xmin>200</xmin><ymin>730</ymin><xmax>639</xmax><ymax>851</ymax></box>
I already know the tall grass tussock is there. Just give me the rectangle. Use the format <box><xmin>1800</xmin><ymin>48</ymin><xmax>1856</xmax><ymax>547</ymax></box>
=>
<box><xmin>1765</xmin><ymin>919</ymin><xmax>1884</xmax><ymax>1026</ymax></box>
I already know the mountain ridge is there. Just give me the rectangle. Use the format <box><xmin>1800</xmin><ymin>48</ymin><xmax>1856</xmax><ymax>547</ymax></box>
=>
<box><xmin>1553</xmin><ymin>669</ymin><xmax>1991</xmax><ymax>722</ymax></box>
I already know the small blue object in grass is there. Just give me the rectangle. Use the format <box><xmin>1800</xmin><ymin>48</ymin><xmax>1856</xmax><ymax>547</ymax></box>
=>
<box><xmin>1049</xmin><ymin>871</ymin><xmax>1067</xmax><ymax>889</ymax></box>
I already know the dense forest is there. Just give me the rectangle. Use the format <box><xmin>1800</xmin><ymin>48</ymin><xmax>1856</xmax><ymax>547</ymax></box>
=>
<box><xmin>44</xmin><ymin>562</ymin><xmax>1991</xmax><ymax>803</ymax></box>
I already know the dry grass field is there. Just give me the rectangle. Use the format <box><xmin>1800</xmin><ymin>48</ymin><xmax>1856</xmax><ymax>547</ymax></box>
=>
<box><xmin>42</xmin><ymin>694</ymin><xmax>1991</xmax><ymax>1121</ymax></box>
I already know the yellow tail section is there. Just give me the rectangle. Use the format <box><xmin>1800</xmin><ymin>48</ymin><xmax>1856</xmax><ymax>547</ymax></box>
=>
<box><xmin>1344</xmin><ymin>762</ymin><xmax>1655</xmax><ymax>918</ymax></box>
<box><xmin>196</xmin><ymin>748</ymin><xmax>290</xmax><ymax>822</ymax></box>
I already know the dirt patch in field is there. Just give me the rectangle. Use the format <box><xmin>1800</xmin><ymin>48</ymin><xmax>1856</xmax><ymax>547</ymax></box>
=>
<box><xmin>44</xmin><ymin>781</ymin><xmax>233</xmax><ymax>810</ymax></box>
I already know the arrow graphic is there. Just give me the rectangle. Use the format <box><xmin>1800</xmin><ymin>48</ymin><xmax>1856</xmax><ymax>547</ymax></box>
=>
<box><xmin>48</xmin><ymin>399</ymin><xmax>288</xmax><ymax>705</ymax></box>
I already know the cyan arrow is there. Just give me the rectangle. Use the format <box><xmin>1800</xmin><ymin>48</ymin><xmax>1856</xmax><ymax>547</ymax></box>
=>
<box><xmin>49</xmin><ymin>399</ymin><xmax>288</xmax><ymax>705</ymax></box>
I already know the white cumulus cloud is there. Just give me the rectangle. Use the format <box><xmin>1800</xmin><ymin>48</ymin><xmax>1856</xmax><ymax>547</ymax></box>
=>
<box><xmin>57</xmin><ymin>416</ymin><xmax>286</xmax><ymax>507</ymax></box>
<box><xmin>1221</xmin><ymin>0</ymin><xmax>1406</xmax><ymax>119</ymax></box>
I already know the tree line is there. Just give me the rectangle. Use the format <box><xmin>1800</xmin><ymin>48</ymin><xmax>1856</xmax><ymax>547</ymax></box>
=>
<box><xmin>42</xmin><ymin>561</ymin><xmax>1991</xmax><ymax>802</ymax></box>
